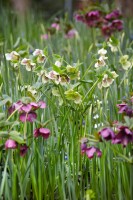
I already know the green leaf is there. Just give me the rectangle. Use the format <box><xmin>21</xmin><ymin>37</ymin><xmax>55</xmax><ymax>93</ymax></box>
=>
<box><xmin>9</xmin><ymin>131</ymin><xmax>25</xmax><ymax>144</ymax></box>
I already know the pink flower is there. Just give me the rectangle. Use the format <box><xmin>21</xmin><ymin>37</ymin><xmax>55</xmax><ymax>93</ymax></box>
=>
<box><xmin>99</xmin><ymin>128</ymin><xmax>115</xmax><ymax>141</ymax></box>
<box><xmin>19</xmin><ymin>111</ymin><xmax>37</xmax><ymax>122</ymax></box>
<box><xmin>74</xmin><ymin>14</ymin><xmax>85</xmax><ymax>22</ymax></box>
<box><xmin>105</xmin><ymin>10</ymin><xmax>121</xmax><ymax>21</ymax></box>
<box><xmin>20</xmin><ymin>144</ymin><xmax>28</xmax><ymax>156</ymax></box>
<box><xmin>5</xmin><ymin>139</ymin><xmax>18</xmax><ymax>149</ymax></box>
<box><xmin>41</xmin><ymin>34</ymin><xmax>49</xmax><ymax>40</ymax></box>
<box><xmin>112</xmin><ymin>126</ymin><xmax>133</xmax><ymax>147</ymax></box>
<box><xmin>65</xmin><ymin>29</ymin><xmax>78</xmax><ymax>39</ymax></box>
<box><xmin>51</xmin><ymin>23</ymin><xmax>60</xmax><ymax>31</ymax></box>
<box><xmin>85</xmin><ymin>146</ymin><xmax>102</xmax><ymax>159</ymax></box>
<box><xmin>34</xmin><ymin>127</ymin><xmax>50</xmax><ymax>139</ymax></box>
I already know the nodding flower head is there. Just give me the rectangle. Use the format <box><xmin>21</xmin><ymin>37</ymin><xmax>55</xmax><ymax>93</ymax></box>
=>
<box><xmin>5</xmin><ymin>139</ymin><xmax>18</xmax><ymax>149</ymax></box>
<box><xmin>34</xmin><ymin>127</ymin><xmax>50</xmax><ymax>139</ymax></box>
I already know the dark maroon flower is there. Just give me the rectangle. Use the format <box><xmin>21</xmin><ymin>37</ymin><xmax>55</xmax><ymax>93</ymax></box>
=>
<box><xmin>20</xmin><ymin>144</ymin><xmax>28</xmax><ymax>156</ymax></box>
<box><xmin>112</xmin><ymin>126</ymin><xmax>133</xmax><ymax>147</ymax></box>
<box><xmin>85</xmin><ymin>146</ymin><xmax>102</xmax><ymax>159</ymax></box>
<box><xmin>34</xmin><ymin>127</ymin><xmax>50</xmax><ymax>139</ymax></box>
<box><xmin>85</xmin><ymin>10</ymin><xmax>101</xmax><ymax>27</ymax></box>
<box><xmin>101</xmin><ymin>24</ymin><xmax>113</xmax><ymax>37</ymax></box>
<box><xmin>105</xmin><ymin>10</ymin><xmax>121</xmax><ymax>21</ymax></box>
<box><xmin>111</xmin><ymin>19</ymin><xmax>123</xmax><ymax>31</ymax></box>
<box><xmin>19</xmin><ymin>111</ymin><xmax>37</xmax><ymax>122</ymax></box>
<box><xmin>8</xmin><ymin>101</ymin><xmax>23</xmax><ymax>115</ymax></box>
<box><xmin>5</xmin><ymin>139</ymin><xmax>18</xmax><ymax>149</ymax></box>
<box><xmin>99</xmin><ymin>127</ymin><xmax>115</xmax><ymax>141</ymax></box>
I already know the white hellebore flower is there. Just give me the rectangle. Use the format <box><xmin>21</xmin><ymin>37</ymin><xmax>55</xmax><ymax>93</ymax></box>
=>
<box><xmin>98</xmin><ymin>48</ymin><xmax>107</xmax><ymax>57</ymax></box>
<box><xmin>95</xmin><ymin>57</ymin><xmax>106</xmax><ymax>68</ymax></box>
<box><xmin>5</xmin><ymin>51</ymin><xmax>20</xmax><ymax>62</ymax></box>
<box><xmin>55</xmin><ymin>60</ymin><xmax>62</xmax><ymax>67</ymax></box>
<box><xmin>33</xmin><ymin>49</ymin><xmax>46</xmax><ymax>63</ymax></box>
<box><xmin>21</xmin><ymin>58</ymin><xmax>36</xmax><ymax>71</ymax></box>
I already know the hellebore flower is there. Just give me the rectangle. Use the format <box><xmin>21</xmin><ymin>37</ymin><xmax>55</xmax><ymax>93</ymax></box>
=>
<box><xmin>33</xmin><ymin>49</ymin><xmax>46</xmax><ymax>63</ymax></box>
<box><xmin>85</xmin><ymin>10</ymin><xmax>101</xmax><ymax>27</ymax></box>
<box><xmin>111</xmin><ymin>19</ymin><xmax>123</xmax><ymax>31</ymax></box>
<box><xmin>21</xmin><ymin>58</ymin><xmax>36</xmax><ymax>71</ymax></box>
<box><xmin>65</xmin><ymin>89</ymin><xmax>82</xmax><ymax>104</ymax></box>
<box><xmin>112</xmin><ymin>126</ymin><xmax>133</xmax><ymax>147</ymax></box>
<box><xmin>5</xmin><ymin>51</ymin><xmax>20</xmax><ymax>62</ymax></box>
<box><xmin>105</xmin><ymin>10</ymin><xmax>121</xmax><ymax>21</ymax></box>
<box><xmin>99</xmin><ymin>127</ymin><xmax>115</xmax><ymax>140</ymax></box>
<box><xmin>95</xmin><ymin>57</ymin><xmax>106</xmax><ymax>68</ymax></box>
<box><xmin>117</xmin><ymin>103</ymin><xmax>133</xmax><ymax>117</ymax></box>
<box><xmin>119</xmin><ymin>55</ymin><xmax>131</xmax><ymax>70</ymax></box>
<box><xmin>74</xmin><ymin>14</ymin><xmax>85</xmax><ymax>22</ymax></box>
<box><xmin>5</xmin><ymin>139</ymin><xmax>18</xmax><ymax>149</ymax></box>
<box><xmin>101</xmin><ymin>24</ymin><xmax>113</xmax><ymax>37</ymax></box>
<box><xmin>41</xmin><ymin>34</ymin><xmax>49</xmax><ymax>40</ymax></box>
<box><xmin>65</xmin><ymin>29</ymin><xmax>78</xmax><ymax>39</ymax></box>
<box><xmin>80</xmin><ymin>137</ymin><xmax>88</xmax><ymax>153</ymax></box>
<box><xmin>19</xmin><ymin>111</ymin><xmax>37</xmax><ymax>122</ymax></box>
<box><xmin>34</xmin><ymin>127</ymin><xmax>50</xmax><ymax>139</ymax></box>
<box><xmin>85</xmin><ymin>146</ymin><xmax>102</xmax><ymax>159</ymax></box>
<box><xmin>51</xmin><ymin>23</ymin><xmax>60</xmax><ymax>31</ymax></box>
<box><xmin>20</xmin><ymin>144</ymin><xmax>28</xmax><ymax>156</ymax></box>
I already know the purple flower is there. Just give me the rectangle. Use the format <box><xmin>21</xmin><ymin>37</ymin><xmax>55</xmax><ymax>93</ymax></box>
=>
<box><xmin>105</xmin><ymin>10</ymin><xmax>121</xmax><ymax>21</ymax></box>
<box><xmin>85</xmin><ymin>146</ymin><xmax>102</xmax><ymax>159</ymax></box>
<box><xmin>112</xmin><ymin>126</ymin><xmax>133</xmax><ymax>147</ymax></box>
<box><xmin>99</xmin><ymin>128</ymin><xmax>115</xmax><ymax>141</ymax></box>
<box><xmin>5</xmin><ymin>139</ymin><xmax>18</xmax><ymax>149</ymax></box>
<box><xmin>111</xmin><ymin>19</ymin><xmax>123</xmax><ymax>31</ymax></box>
<box><xmin>34</xmin><ymin>127</ymin><xmax>50</xmax><ymax>139</ymax></box>
<box><xmin>117</xmin><ymin>103</ymin><xmax>133</xmax><ymax>117</ymax></box>
<box><xmin>65</xmin><ymin>29</ymin><xmax>78</xmax><ymax>39</ymax></box>
<box><xmin>101</xmin><ymin>24</ymin><xmax>113</xmax><ymax>37</ymax></box>
<box><xmin>74</xmin><ymin>14</ymin><xmax>85</xmax><ymax>22</ymax></box>
<box><xmin>20</xmin><ymin>144</ymin><xmax>28</xmax><ymax>156</ymax></box>
<box><xmin>80</xmin><ymin>137</ymin><xmax>88</xmax><ymax>153</ymax></box>
<box><xmin>19</xmin><ymin>111</ymin><xmax>37</xmax><ymax>122</ymax></box>
<box><xmin>51</xmin><ymin>23</ymin><xmax>60</xmax><ymax>31</ymax></box>
<box><xmin>21</xmin><ymin>104</ymin><xmax>32</xmax><ymax>113</ymax></box>
<box><xmin>85</xmin><ymin>10</ymin><xmax>101</xmax><ymax>27</ymax></box>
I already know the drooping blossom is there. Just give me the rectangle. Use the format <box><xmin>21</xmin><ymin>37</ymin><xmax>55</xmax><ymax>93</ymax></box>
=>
<box><xmin>33</xmin><ymin>49</ymin><xmax>46</xmax><ymax>63</ymax></box>
<box><xmin>80</xmin><ymin>137</ymin><xmax>88</xmax><ymax>153</ymax></box>
<box><xmin>85</xmin><ymin>10</ymin><xmax>102</xmax><ymax>27</ymax></box>
<box><xmin>5</xmin><ymin>139</ymin><xmax>18</xmax><ymax>149</ymax></box>
<box><xmin>74</xmin><ymin>13</ymin><xmax>85</xmax><ymax>22</ymax></box>
<box><xmin>85</xmin><ymin>146</ymin><xmax>102</xmax><ymax>159</ymax></box>
<box><xmin>65</xmin><ymin>29</ymin><xmax>78</xmax><ymax>39</ymax></box>
<box><xmin>105</xmin><ymin>10</ymin><xmax>121</xmax><ymax>21</ymax></box>
<box><xmin>21</xmin><ymin>58</ymin><xmax>36</xmax><ymax>71</ymax></box>
<box><xmin>112</xmin><ymin>126</ymin><xmax>133</xmax><ymax>147</ymax></box>
<box><xmin>117</xmin><ymin>103</ymin><xmax>133</xmax><ymax>117</ymax></box>
<box><xmin>99</xmin><ymin>127</ymin><xmax>115</xmax><ymax>141</ymax></box>
<box><xmin>34</xmin><ymin>127</ymin><xmax>50</xmax><ymax>139</ymax></box>
<box><xmin>51</xmin><ymin>23</ymin><xmax>60</xmax><ymax>31</ymax></box>
<box><xmin>19</xmin><ymin>111</ymin><xmax>37</xmax><ymax>122</ymax></box>
<box><xmin>119</xmin><ymin>55</ymin><xmax>131</xmax><ymax>70</ymax></box>
<box><xmin>20</xmin><ymin>144</ymin><xmax>28</xmax><ymax>156</ymax></box>
<box><xmin>5</xmin><ymin>51</ymin><xmax>20</xmax><ymax>62</ymax></box>
<box><xmin>41</xmin><ymin>34</ymin><xmax>49</xmax><ymax>40</ymax></box>
<box><xmin>111</xmin><ymin>19</ymin><xmax>123</xmax><ymax>31</ymax></box>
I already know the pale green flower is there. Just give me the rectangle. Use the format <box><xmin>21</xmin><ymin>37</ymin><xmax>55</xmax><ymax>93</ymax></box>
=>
<box><xmin>66</xmin><ymin>65</ymin><xmax>80</xmax><ymax>80</ymax></box>
<box><xmin>107</xmin><ymin>38</ymin><xmax>118</xmax><ymax>52</ymax></box>
<box><xmin>52</xmin><ymin>88</ymin><xmax>63</xmax><ymax>106</ymax></box>
<box><xmin>65</xmin><ymin>89</ymin><xmax>82</xmax><ymax>104</ymax></box>
<box><xmin>119</xmin><ymin>55</ymin><xmax>131</xmax><ymax>70</ymax></box>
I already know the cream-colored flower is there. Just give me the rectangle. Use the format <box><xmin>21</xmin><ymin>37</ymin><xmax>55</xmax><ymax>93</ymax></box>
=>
<box><xmin>119</xmin><ymin>55</ymin><xmax>131</xmax><ymax>70</ymax></box>
<box><xmin>21</xmin><ymin>58</ymin><xmax>36</xmax><ymax>71</ymax></box>
<box><xmin>5</xmin><ymin>51</ymin><xmax>20</xmax><ymax>62</ymax></box>
<box><xmin>95</xmin><ymin>57</ymin><xmax>106</xmax><ymax>68</ymax></box>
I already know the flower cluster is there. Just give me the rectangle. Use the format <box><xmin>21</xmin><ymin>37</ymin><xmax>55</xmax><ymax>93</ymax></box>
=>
<box><xmin>75</xmin><ymin>9</ymin><xmax>123</xmax><ymax>37</ymax></box>
<box><xmin>8</xmin><ymin>100</ymin><xmax>46</xmax><ymax>122</ymax></box>
<box><xmin>5</xmin><ymin>49</ymin><xmax>46</xmax><ymax>72</ymax></box>
<box><xmin>41</xmin><ymin>18</ymin><xmax>78</xmax><ymax>40</ymax></box>
<box><xmin>99</xmin><ymin>97</ymin><xmax>133</xmax><ymax>147</ymax></box>
<box><xmin>4</xmin><ymin>98</ymin><xmax>50</xmax><ymax>156</ymax></box>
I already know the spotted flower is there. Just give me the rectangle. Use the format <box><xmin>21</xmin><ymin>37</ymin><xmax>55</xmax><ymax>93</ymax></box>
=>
<box><xmin>5</xmin><ymin>51</ymin><xmax>20</xmax><ymax>62</ymax></box>
<box><xmin>33</xmin><ymin>49</ymin><xmax>46</xmax><ymax>63</ymax></box>
<box><xmin>21</xmin><ymin>58</ymin><xmax>36</xmax><ymax>71</ymax></box>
